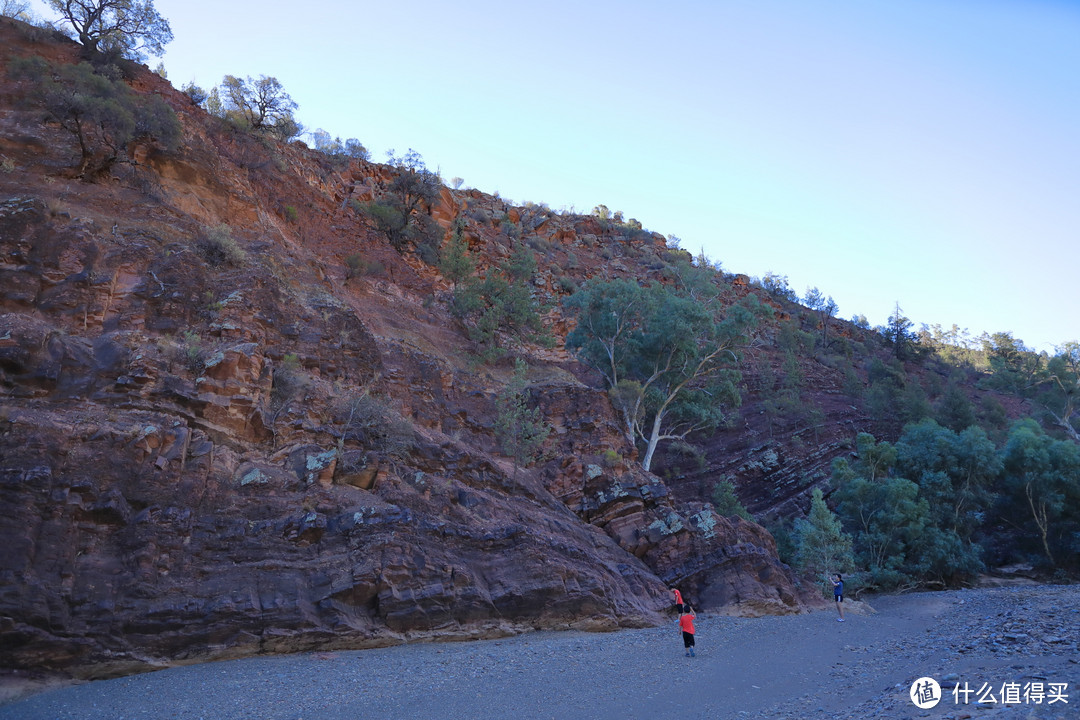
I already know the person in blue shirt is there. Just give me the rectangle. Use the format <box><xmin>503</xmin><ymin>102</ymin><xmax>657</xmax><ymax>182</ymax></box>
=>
<box><xmin>832</xmin><ymin>573</ymin><xmax>845</xmax><ymax>622</ymax></box>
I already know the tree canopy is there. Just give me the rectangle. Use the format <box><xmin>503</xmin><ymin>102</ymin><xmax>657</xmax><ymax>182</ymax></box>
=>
<box><xmin>47</xmin><ymin>0</ymin><xmax>173</xmax><ymax>61</ymax></box>
<box><xmin>220</xmin><ymin>75</ymin><xmax>300</xmax><ymax>140</ymax></box>
<box><xmin>565</xmin><ymin>269</ymin><xmax>767</xmax><ymax>471</ymax></box>
<box><xmin>11</xmin><ymin>56</ymin><xmax>180</xmax><ymax>179</ymax></box>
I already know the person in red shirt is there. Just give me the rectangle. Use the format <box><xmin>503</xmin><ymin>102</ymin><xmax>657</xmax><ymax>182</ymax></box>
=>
<box><xmin>678</xmin><ymin>605</ymin><xmax>696</xmax><ymax>657</ymax></box>
<box><xmin>671</xmin><ymin>587</ymin><xmax>683</xmax><ymax>613</ymax></box>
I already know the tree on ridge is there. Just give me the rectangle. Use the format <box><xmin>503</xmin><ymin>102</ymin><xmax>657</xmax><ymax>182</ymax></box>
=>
<box><xmin>47</xmin><ymin>0</ymin><xmax>173</xmax><ymax>61</ymax></box>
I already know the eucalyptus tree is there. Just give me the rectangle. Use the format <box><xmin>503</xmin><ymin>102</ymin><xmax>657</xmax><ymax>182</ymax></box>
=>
<box><xmin>1001</xmin><ymin>418</ymin><xmax>1080</xmax><ymax>566</ymax></box>
<box><xmin>1034</xmin><ymin>342</ymin><xmax>1080</xmax><ymax>443</ymax></box>
<box><xmin>565</xmin><ymin>275</ymin><xmax>767</xmax><ymax>472</ymax></box>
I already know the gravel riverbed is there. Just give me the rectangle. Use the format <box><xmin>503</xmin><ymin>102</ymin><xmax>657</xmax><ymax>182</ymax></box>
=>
<box><xmin>1</xmin><ymin>584</ymin><xmax>1076</xmax><ymax>720</ymax></box>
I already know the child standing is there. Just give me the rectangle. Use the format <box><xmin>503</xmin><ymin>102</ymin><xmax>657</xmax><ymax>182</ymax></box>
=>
<box><xmin>671</xmin><ymin>587</ymin><xmax>684</xmax><ymax>613</ymax></box>
<box><xmin>678</xmin><ymin>605</ymin><xmax>696</xmax><ymax>657</ymax></box>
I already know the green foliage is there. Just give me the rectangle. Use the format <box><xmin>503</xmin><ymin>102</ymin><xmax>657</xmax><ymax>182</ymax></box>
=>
<box><xmin>896</xmin><ymin>419</ymin><xmax>1000</xmax><ymax>541</ymax></box>
<box><xmin>830</xmin><ymin>422</ymin><xmax>1027</xmax><ymax>586</ymax></box>
<box><xmin>793</xmin><ymin>488</ymin><xmax>855</xmax><ymax>586</ymax></box>
<box><xmin>220</xmin><ymin>74</ymin><xmax>299</xmax><ymax>139</ymax></box>
<box><xmin>917</xmin><ymin>323</ymin><xmax>982</xmax><ymax>367</ymax></box>
<box><xmin>178</xmin><ymin>330</ymin><xmax>206</xmax><ymax>373</ymax></box>
<box><xmin>11</xmin><ymin>57</ymin><xmax>180</xmax><ymax>179</ymax></box>
<box><xmin>506</xmin><ymin>243</ymin><xmax>537</xmax><ymax>282</ymax></box>
<box><xmin>355</xmin><ymin>151</ymin><xmax>442</xmax><ymax>257</ymax></box>
<box><xmin>197</xmin><ymin>224</ymin><xmax>245</xmax><ymax>267</ymax></box>
<box><xmin>557</xmin><ymin>275</ymin><xmax>577</xmax><ymax>294</ymax></box>
<box><xmin>777</xmin><ymin>319</ymin><xmax>814</xmax><ymax>355</ymax></box>
<box><xmin>355</xmin><ymin>199</ymin><xmax>407</xmax><ymax>247</ymax></box>
<box><xmin>204</xmin><ymin>86</ymin><xmax>223</xmax><ymax>117</ymax></box>
<box><xmin>759</xmin><ymin>271</ymin><xmax>798</xmax><ymax>302</ymax></box>
<box><xmin>711</xmin><ymin>480</ymin><xmax>754</xmax><ymax>521</ymax></box>
<box><xmin>180</xmin><ymin>81</ymin><xmax>208</xmax><ymax>105</ymax></box>
<box><xmin>864</xmin><ymin>357</ymin><xmax>930</xmax><ymax>429</ymax></box>
<box><xmin>1031</xmin><ymin>342</ymin><xmax>1080</xmax><ymax>442</ymax></box>
<box><xmin>449</xmin><ymin>243</ymin><xmax>545</xmax><ymax>363</ymax></box>
<box><xmin>343</xmin><ymin>139</ymin><xmax>370</xmax><ymax>161</ymax></box>
<box><xmin>842</xmin><ymin>366</ymin><xmax>864</xmax><ymax>400</ymax></box>
<box><xmin>833</xmin><ymin>454</ymin><xmax>927</xmax><ymax>588</ymax></box>
<box><xmin>438</xmin><ymin>226</ymin><xmax>474</xmax><ymax>289</ymax></box>
<box><xmin>344</xmin><ymin>253</ymin><xmax>382</xmax><ymax>281</ymax></box>
<box><xmin>803</xmin><ymin>286</ymin><xmax>839</xmax><ymax>350</ymax></box>
<box><xmin>565</xmin><ymin>277</ymin><xmax>768</xmax><ymax>471</ymax></box>
<box><xmin>1000</xmin><ymin>419</ymin><xmax>1080</xmax><ymax>566</ymax></box>
<box><xmin>310</xmin><ymin>129</ymin><xmax>369</xmax><ymax>161</ymax></box>
<box><xmin>283</xmin><ymin>205</ymin><xmax>299</xmax><ymax>222</ymax></box>
<box><xmin>453</xmin><ymin>266</ymin><xmax>544</xmax><ymax>363</ymax></box>
<box><xmin>934</xmin><ymin>381</ymin><xmax>977</xmax><ymax>432</ymax></box>
<box><xmin>47</xmin><ymin>0</ymin><xmax>173</xmax><ymax>61</ymax></box>
<box><xmin>494</xmin><ymin>359</ymin><xmax>551</xmax><ymax>478</ymax></box>
<box><xmin>760</xmin><ymin>350</ymin><xmax>823</xmax><ymax>436</ymax></box>
<box><xmin>882</xmin><ymin>302</ymin><xmax>926</xmax><ymax>361</ymax></box>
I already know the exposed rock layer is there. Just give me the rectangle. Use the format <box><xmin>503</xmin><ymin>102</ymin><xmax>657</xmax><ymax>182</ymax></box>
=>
<box><xmin>0</xmin><ymin>19</ymin><xmax>806</xmax><ymax>677</ymax></box>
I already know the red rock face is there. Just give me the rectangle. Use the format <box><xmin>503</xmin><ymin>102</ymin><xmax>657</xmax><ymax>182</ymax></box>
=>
<box><xmin>0</xmin><ymin>17</ymin><xmax>805</xmax><ymax>677</ymax></box>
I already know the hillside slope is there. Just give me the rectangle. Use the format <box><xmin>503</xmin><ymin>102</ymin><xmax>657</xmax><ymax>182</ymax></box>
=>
<box><xmin>0</xmin><ymin>19</ymin><xmax>820</xmax><ymax>677</ymax></box>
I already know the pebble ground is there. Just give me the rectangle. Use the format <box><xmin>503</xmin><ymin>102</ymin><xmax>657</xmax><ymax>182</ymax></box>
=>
<box><xmin>1</xmin><ymin>585</ymin><xmax>1076</xmax><ymax>720</ymax></box>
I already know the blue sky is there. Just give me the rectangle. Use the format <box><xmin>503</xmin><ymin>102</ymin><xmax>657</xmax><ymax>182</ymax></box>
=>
<box><xmin>32</xmin><ymin>0</ymin><xmax>1080</xmax><ymax>351</ymax></box>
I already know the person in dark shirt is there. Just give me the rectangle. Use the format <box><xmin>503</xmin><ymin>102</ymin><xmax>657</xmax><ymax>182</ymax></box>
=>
<box><xmin>832</xmin><ymin>574</ymin><xmax>845</xmax><ymax>622</ymax></box>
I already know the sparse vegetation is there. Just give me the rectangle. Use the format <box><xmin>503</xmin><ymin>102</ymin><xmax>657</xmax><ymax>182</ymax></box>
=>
<box><xmin>353</xmin><ymin>149</ymin><xmax>442</xmax><ymax>262</ymax></box>
<box><xmin>196</xmin><ymin>224</ymin><xmax>245</xmax><ymax>267</ymax></box>
<box><xmin>494</xmin><ymin>359</ymin><xmax>551</xmax><ymax>479</ymax></box>
<box><xmin>333</xmin><ymin>386</ymin><xmax>416</xmax><ymax>466</ymax></box>
<box><xmin>9</xmin><ymin>57</ymin><xmax>181</xmax><ymax>179</ymax></box>
<box><xmin>344</xmin><ymin>253</ymin><xmax>383</xmax><ymax>281</ymax></box>
<box><xmin>451</xmin><ymin>243</ymin><xmax>546</xmax><ymax>364</ymax></box>
<box><xmin>310</xmin><ymin>129</ymin><xmax>369</xmax><ymax>161</ymax></box>
<box><xmin>180</xmin><ymin>80</ymin><xmax>208</xmax><ymax>105</ymax></box>
<box><xmin>178</xmin><ymin>330</ymin><xmax>207</xmax><ymax>373</ymax></box>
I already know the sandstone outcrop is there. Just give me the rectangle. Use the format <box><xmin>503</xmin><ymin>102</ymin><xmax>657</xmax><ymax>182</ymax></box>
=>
<box><xmin>0</xmin><ymin>18</ymin><xmax>806</xmax><ymax>678</ymax></box>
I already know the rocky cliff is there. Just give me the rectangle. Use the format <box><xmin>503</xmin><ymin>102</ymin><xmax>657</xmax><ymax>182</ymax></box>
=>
<box><xmin>0</xmin><ymin>19</ymin><xmax>811</xmax><ymax>679</ymax></box>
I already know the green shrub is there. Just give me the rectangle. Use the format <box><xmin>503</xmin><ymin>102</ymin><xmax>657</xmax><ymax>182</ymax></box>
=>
<box><xmin>197</xmin><ymin>224</ymin><xmax>246</xmax><ymax>267</ymax></box>
<box><xmin>711</xmin><ymin>480</ymin><xmax>754</xmax><ymax>521</ymax></box>
<box><xmin>179</xmin><ymin>330</ymin><xmax>207</xmax><ymax>373</ymax></box>
<box><xmin>10</xmin><ymin>57</ymin><xmax>181</xmax><ymax>179</ymax></box>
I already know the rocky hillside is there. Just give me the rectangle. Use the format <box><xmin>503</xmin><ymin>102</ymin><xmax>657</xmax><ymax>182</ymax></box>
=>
<box><xmin>0</xmin><ymin>18</ymin><xmax>843</xmax><ymax>679</ymax></box>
